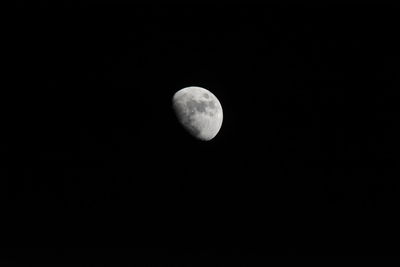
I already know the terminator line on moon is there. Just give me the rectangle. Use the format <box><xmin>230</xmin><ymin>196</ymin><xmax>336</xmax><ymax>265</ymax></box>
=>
<box><xmin>172</xmin><ymin>86</ymin><xmax>223</xmax><ymax>141</ymax></box>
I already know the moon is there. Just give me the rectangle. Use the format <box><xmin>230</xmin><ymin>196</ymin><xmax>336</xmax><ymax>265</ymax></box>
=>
<box><xmin>172</xmin><ymin>86</ymin><xmax>223</xmax><ymax>141</ymax></box>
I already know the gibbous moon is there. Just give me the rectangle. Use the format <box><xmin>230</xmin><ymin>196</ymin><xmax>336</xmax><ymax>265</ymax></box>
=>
<box><xmin>172</xmin><ymin>86</ymin><xmax>223</xmax><ymax>141</ymax></box>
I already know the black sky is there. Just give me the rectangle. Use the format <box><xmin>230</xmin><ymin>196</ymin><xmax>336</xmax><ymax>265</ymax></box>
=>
<box><xmin>4</xmin><ymin>4</ymin><xmax>400</xmax><ymax>265</ymax></box>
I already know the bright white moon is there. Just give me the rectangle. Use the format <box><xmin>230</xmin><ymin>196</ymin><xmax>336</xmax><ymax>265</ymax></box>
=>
<box><xmin>172</xmin><ymin>86</ymin><xmax>223</xmax><ymax>141</ymax></box>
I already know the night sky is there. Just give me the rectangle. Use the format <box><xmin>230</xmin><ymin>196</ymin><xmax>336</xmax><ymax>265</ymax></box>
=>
<box><xmin>5</xmin><ymin>4</ymin><xmax>400</xmax><ymax>265</ymax></box>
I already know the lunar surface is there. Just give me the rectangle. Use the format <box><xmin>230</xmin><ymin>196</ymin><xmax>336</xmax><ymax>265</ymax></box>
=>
<box><xmin>172</xmin><ymin>86</ymin><xmax>223</xmax><ymax>141</ymax></box>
